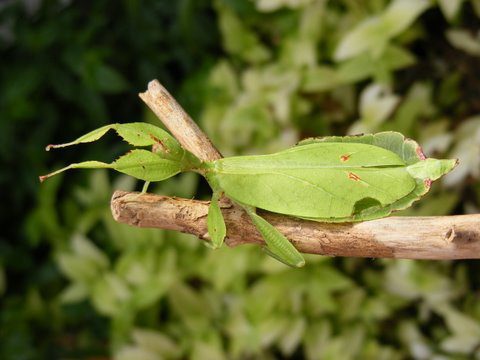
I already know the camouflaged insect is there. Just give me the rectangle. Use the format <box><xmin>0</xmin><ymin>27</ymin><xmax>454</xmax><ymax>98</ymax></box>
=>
<box><xmin>41</xmin><ymin>123</ymin><xmax>457</xmax><ymax>267</ymax></box>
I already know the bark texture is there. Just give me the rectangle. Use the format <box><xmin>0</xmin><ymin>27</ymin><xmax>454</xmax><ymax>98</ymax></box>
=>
<box><xmin>111</xmin><ymin>191</ymin><xmax>480</xmax><ymax>259</ymax></box>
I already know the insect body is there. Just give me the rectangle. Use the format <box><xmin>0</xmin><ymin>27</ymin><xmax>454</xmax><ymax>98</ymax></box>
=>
<box><xmin>203</xmin><ymin>142</ymin><xmax>415</xmax><ymax>219</ymax></box>
<box><xmin>41</xmin><ymin>124</ymin><xmax>457</xmax><ymax>267</ymax></box>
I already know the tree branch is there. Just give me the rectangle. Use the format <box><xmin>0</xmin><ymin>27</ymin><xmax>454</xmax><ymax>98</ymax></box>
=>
<box><xmin>139</xmin><ymin>79</ymin><xmax>222</xmax><ymax>162</ymax></box>
<box><xmin>111</xmin><ymin>191</ymin><xmax>480</xmax><ymax>259</ymax></box>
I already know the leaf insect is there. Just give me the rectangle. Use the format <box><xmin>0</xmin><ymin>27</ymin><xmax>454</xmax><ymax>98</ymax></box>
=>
<box><xmin>41</xmin><ymin>123</ymin><xmax>457</xmax><ymax>267</ymax></box>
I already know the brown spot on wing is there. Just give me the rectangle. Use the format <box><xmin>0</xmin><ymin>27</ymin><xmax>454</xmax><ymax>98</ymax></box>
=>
<box><xmin>340</xmin><ymin>154</ymin><xmax>350</xmax><ymax>162</ymax></box>
<box><xmin>150</xmin><ymin>134</ymin><xmax>169</xmax><ymax>153</ymax></box>
<box><xmin>414</xmin><ymin>143</ymin><xmax>426</xmax><ymax>160</ymax></box>
<box><xmin>424</xmin><ymin>178</ymin><xmax>432</xmax><ymax>189</ymax></box>
<box><xmin>348</xmin><ymin>172</ymin><xmax>361</xmax><ymax>181</ymax></box>
<box><xmin>149</xmin><ymin>134</ymin><xmax>160</xmax><ymax>143</ymax></box>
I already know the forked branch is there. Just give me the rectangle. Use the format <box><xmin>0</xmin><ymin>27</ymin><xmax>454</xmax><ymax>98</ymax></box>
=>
<box><xmin>107</xmin><ymin>79</ymin><xmax>480</xmax><ymax>260</ymax></box>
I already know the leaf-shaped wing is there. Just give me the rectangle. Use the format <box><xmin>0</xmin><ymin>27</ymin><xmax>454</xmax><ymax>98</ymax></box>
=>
<box><xmin>297</xmin><ymin>132</ymin><xmax>457</xmax><ymax>221</ymax></box>
<box><xmin>298</xmin><ymin>131</ymin><xmax>420</xmax><ymax>163</ymax></box>
<box><xmin>208</xmin><ymin>142</ymin><xmax>417</xmax><ymax>219</ymax></box>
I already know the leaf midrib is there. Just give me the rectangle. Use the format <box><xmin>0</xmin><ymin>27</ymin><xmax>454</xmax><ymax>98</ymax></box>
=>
<box><xmin>215</xmin><ymin>164</ymin><xmax>406</xmax><ymax>174</ymax></box>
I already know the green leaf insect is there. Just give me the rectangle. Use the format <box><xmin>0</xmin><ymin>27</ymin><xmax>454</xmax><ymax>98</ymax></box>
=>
<box><xmin>41</xmin><ymin>125</ymin><xmax>457</xmax><ymax>268</ymax></box>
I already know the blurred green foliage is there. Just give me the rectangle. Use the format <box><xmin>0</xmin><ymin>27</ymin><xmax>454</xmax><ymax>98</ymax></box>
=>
<box><xmin>1</xmin><ymin>0</ymin><xmax>480</xmax><ymax>359</ymax></box>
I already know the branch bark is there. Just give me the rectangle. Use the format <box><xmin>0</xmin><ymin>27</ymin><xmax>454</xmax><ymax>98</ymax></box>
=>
<box><xmin>139</xmin><ymin>79</ymin><xmax>222</xmax><ymax>162</ymax></box>
<box><xmin>111</xmin><ymin>191</ymin><xmax>480</xmax><ymax>260</ymax></box>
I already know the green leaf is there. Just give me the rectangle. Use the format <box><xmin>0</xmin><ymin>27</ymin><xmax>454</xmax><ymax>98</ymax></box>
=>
<box><xmin>92</xmin><ymin>64</ymin><xmax>129</xmax><ymax>94</ymax></box>
<box><xmin>444</xmin><ymin>116</ymin><xmax>480</xmax><ymax>187</ymax></box>
<box><xmin>358</xmin><ymin>83</ymin><xmax>400</xmax><ymax>126</ymax></box>
<box><xmin>435</xmin><ymin>304</ymin><xmax>480</xmax><ymax>354</ymax></box>
<box><xmin>279</xmin><ymin>318</ymin><xmax>306</xmax><ymax>356</ymax></box>
<box><xmin>389</xmin><ymin>82</ymin><xmax>434</xmax><ymax>134</ymax></box>
<box><xmin>115</xmin><ymin>347</ymin><xmax>162</xmax><ymax>360</ymax></box>
<box><xmin>381</xmin><ymin>0</ymin><xmax>430</xmax><ymax>37</ymax></box>
<box><xmin>91</xmin><ymin>274</ymin><xmax>130</xmax><ymax>316</ymax></box>
<box><xmin>56</xmin><ymin>252</ymin><xmax>99</xmax><ymax>283</ymax></box>
<box><xmin>438</xmin><ymin>0</ymin><xmax>465</xmax><ymax>21</ymax></box>
<box><xmin>446</xmin><ymin>29</ymin><xmax>480</xmax><ymax>57</ymax></box>
<box><xmin>131</xmin><ymin>328</ymin><xmax>181</xmax><ymax>358</ymax></box>
<box><xmin>338</xmin><ymin>45</ymin><xmax>415</xmax><ymax>84</ymax></box>
<box><xmin>334</xmin><ymin>0</ymin><xmax>430</xmax><ymax>60</ymax></box>
<box><xmin>302</xmin><ymin>46</ymin><xmax>415</xmax><ymax>92</ymax></box>
<box><xmin>59</xmin><ymin>283</ymin><xmax>88</xmax><ymax>304</ymax></box>
<box><xmin>334</xmin><ymin>16</ymin><xmax>389</xmax><ymax>61</ymax></box>
<box><xmin>215</xmin><ymin>2</ymin><xmax>270</xmax><ymax>63</ymax></box>
<box><xmin>71</xmin><ymin>234</ymin><xmax>109</xmax><ymax>269</ymax></box>
<box><xmin>246</xmin><ymin>209</ymin><xmax>305</xmax><ymax>268</ymax></box>
<box><xmin>301</xmin><ymin>66</ymin><xmax>341</xmax><ymax>92</ymax></box>
<box><xmin>40</xmin><ymin>150</ymin><xmax>182</xmax><ymax>182</ymax></box>
<box><xmin>255</xmin><ymin>0</ymin><xmax>314</xmax><ymax>12</ymax></box>
<box><xmin>207</xmin><ymin>192</ymin><xmax>227</xmax><ymax>249</ymax></box>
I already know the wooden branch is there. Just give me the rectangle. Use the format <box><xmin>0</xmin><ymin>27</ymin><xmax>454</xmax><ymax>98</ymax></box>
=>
<box><xmin>111</xmin><ymin>191</ymin><xmax>480</xmax><ymax>260</ymax></box>
<box><xmin>139</xmin><ymin>79</ymin><xmax>222</xmax><ymax>162</ymax></box>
